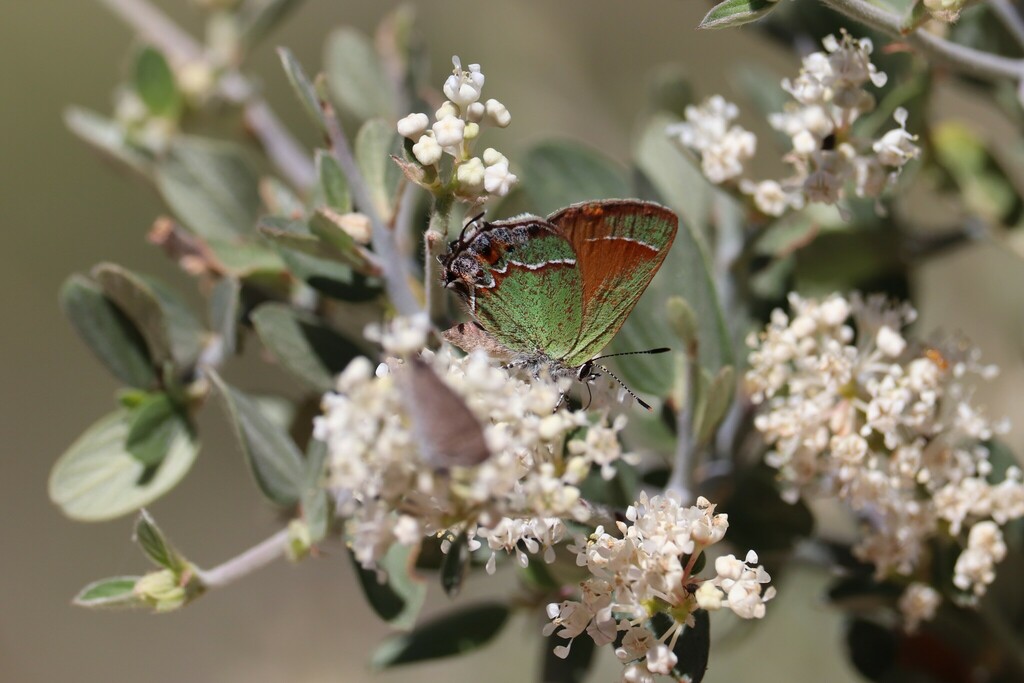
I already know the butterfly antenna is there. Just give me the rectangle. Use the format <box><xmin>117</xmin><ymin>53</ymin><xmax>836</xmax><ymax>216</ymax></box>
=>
<box><xmin>588</xmin><ymin>347</ymin><xmax>671</xmax><ymax>363</ymax></box>
<box><xmin>595</xmin><ymin>364</ymin><xmax>654</xmax><ymax>411</ymax></box>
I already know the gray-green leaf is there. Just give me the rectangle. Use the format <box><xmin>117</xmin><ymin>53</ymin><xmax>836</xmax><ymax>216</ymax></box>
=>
<box><xmin>49</xmin><ymin>410</ymin><xmax>199</xmax><ymax>521</ymax></box>
<box><xmin>64</xmin><ymin>107</ymin><xmax>150</xmax><ymax>175</ymax></box>
<box><xmin>208</xmin><ymin>371</ymin><xmax>305</xmax><ymax>506</ymax></box>
<box><xmin>277</xmin><ymin>47</ymin><xmax>327</xmax><ymax>133</ymax></box>
<box><xmin>92</xmin><ymin>263</ymin><xmax>204</xmax><ymax>371</ymax></box>
<box><xmin>324</xmin><ymin>27</ymin><xmax>395</xmax><ymax>121</ymax></box>
<box><xmin>700</xmin><ymin>0</ymin><xmax>780</xmax><ymax>29</ymax></box>
<box><xmin>133</xmin><ymin>46</ymin><xmax>182</xmax><ymax>118</ymax></box>
<box><xmin>315</xmin><ymin>149</ymin><xmax>351</xmax><ymax>212</ymax></box>
<box><xmin>73</xmin><ymin>576</ymin><xmax>145</xmax><ymax>609</ymax></box>
<box><xmin>355</xmin><ymin>118</ymin><xmax>401</xmax><ymax>220</ymax></box>
<box><xmin>250</xmin><ymin>303</ymin><xmax>362</xmax><ymax>391</ymax></box>
<box><xmin>60</xmin><ymin>274</ymin><xmax>156</xmax><ymax>388</ymax></box>
<box><xmin>372</xmin><ymin>603</ymin><xmax>510</xmax><ymax>668</ymax></box>
<box><xmin>126</xmin><ymin>393</ymin><xmax>189</xmax><ymax>468</ymax></box>
<box><xmin>520</xmin><ymin>140</ymin><xmax>630</xmax><ymax>215</ymax></box>
<box><xmin>134</xmin><ymin>510</ymin><xmax>186</xmax><ymax>572</ymax></box>
<box><xmin>352</xmin><ymin>542</ymin><xmax>427</xmax><ymax>631</ymax></box>
<box><xmin>155</xmin><ymin>136</ymin><xmax>261</xmax><ymax>240</ymax></box>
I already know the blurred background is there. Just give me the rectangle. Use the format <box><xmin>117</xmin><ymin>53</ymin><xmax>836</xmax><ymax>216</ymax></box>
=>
<box><xmin>3</xmin><ymin>1</ymin><xmax>1022</xmax><ymax>681</ymax></box>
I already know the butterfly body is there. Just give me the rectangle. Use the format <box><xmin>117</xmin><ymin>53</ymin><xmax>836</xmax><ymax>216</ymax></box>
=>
<box><xmin>440</xmin><ymin>199</ymin><xmax>678</xmax><ymax>385</ymax></box>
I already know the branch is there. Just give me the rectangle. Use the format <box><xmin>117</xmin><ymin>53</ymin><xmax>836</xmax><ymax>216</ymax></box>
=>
<box><xmin>96</xmin><ymin>0</ymin><xmax>315</xmax><ymax>189</ymax></box>
<box><xmin>196</xmin><ymin>528</ymin><xmax>291</xmax><ymax>589</ymax></box>
<box><xmin>989</xmin><ymin>0</ymin><xmax>1024</xmax><ymax>52</ymax></box>
<box><xmin>821</xmin><ymin>0</ymin><xmax>1024</xmax><ymax>81</ymax></box>
<box><xmin>323</xmin><ymin>102</ymin><xmax>423</xmax><ymax>317</ymax></box>
<box><xmin>425</xmin><ymin>195</ymin><xmax>454</xmax><ymax>328</ymax></box>
<box><xmin>666</xmin><ymin>345</ymin><xmax>701</xmax><ymax>502</ymax></box>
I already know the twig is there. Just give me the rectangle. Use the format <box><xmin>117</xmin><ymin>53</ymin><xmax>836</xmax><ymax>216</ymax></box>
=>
<box><xmin>96</xmin><ymin>0</ymin><xmax>315</xmax><ymax>189</ymax></box>
<box><xmin>666</xmin><ymin>344</ymin><xmax>701</xmax><ymax>502</ymax></box>
<box><xmin>821</xmin><ymin>0</ymin><xmax>1024</xmax><ymax>81</ymax></box>
<box><xmin>323</xmin><ymin>102</ymin><xmax>422</xmax><ymax>317</ymax></box>
<box><xmin>196</xmin><ymin>528</ymin><xmax>291</xmax><ymax>589</ymax></box>
<box><xmin>425</xmin><ymin>194</ymin><xmax>454</xmax><ymax>327</ymax></box>
<box><xmin>990</xmin><ymin>0</ymin><xmax>1024</xmax><ymax>52</ymax></box>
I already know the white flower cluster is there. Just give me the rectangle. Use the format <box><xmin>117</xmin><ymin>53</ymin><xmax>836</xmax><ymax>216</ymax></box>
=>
<box><xmin>669</xmin><ymin>31</ymin><xmax>920</xmax><ymax>217</ymax></box>
<box><xmin>396</xmin><ymin>56</ymin><xmax>516</xmax><ymax>204</ymax></box>
<box><xmin>545</xmin><ymin>492</ymin><xmax>774</xmax><ymax>682</ymax></box>
<box><xmin>313</xmin><ymin>317</ymin><xmax>631</xmax><ymax>575</ymax></box>
<box><xmin>666</xmin><ymin>96</ymin><xmax>756</xmax><ymax>184</ymax></box>
<box><xmin>747</xmin><ymin>293</ymin><xmax>1024</xmax><ymax>619</ymax></box>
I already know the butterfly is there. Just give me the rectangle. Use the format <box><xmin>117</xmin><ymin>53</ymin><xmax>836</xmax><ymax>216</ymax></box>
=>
<box><xmin>400</xmin><ymin>356</ymin><xmax>491</xmax><ymax>469</ymax></box>
<box><xmin>439</xmin><ymin>199</ymin><xmax>677</xmax><ymax>409</ymax></box>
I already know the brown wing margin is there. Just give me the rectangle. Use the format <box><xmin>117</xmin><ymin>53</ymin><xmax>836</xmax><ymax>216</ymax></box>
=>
<box><xmin>548</xmin><ymin>200</ymin><xmax>678</xmax><ymax>367</ymax></box>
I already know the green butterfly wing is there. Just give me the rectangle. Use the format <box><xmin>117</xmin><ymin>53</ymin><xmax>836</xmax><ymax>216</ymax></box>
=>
<box><xmin>549</xmin><ymin>200</ymin><xmax>678</xmax><ymax>367</ymax></box>
<box><xmin>467</xmin><ymin>222</ymin><xmax>584</xmax><ymax>361</ymax></box>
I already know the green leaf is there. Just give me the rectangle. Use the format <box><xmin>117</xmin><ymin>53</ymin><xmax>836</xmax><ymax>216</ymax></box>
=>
<box><xmin>133</xmin><ymin>46</ymin><xmax>182</xmax><ymax>118</ymax></box>
<box><xmin>542</xmin><ymin>629</ymin><xmax>595</xmax><ymax>683</ymax></box>
<box><xmin>208</xmin><ymin>277</ymin><xmax>240</xmax><ymax>357</ymax></box>
<box><xmin>700</xmin><ymin>0</ymin><xmax>780</xmax><ymax>29</ymax></box>
<box><xmin>259</xmin><ymin>177</ymin><xmax>306</xmax><ymax>219</ymax></box>
<box><xmin>635</xmin><ymin>113</ymin><xmax>711</xmax><ymax>233</ymax></box>
<box><xmin>60</xmin><ymin>274</ymin><xmax>156</xmax><ymax>388</ymax></box>
<box><xmin>49</xmin><ymin>409</ymin><xmax>199</xmax><ymax>521</ymax></box>
<box><xmin>309</xmin><ymin>210</ymin><xmax>376</xmax><ymax>273</ymax></box>
<box><xmin>352</xmin><ymin>542</ymin><xmax>427</xmax><ymax>630</ymax></box>
<box><xmin>723</xmin><ymin>463</ymin><xmax>814</xmax><ymax>554</ymax></box>
<box><xmin>208</xmin><ymin>371</ymin><xmax>305</xmax><ymax>506</ymax></box>
<box><xmin>520</xmin><ymin>140</ymin><xmax>630</xmax><ymax>215</ymax></box>
<box><xmin>263</xmin><ymin>217</ymin><xmax>377</xmax><ymax>301</ymax></box>
<box><xmin>134</xmin><ymin>510</ymin><xmax>186</xmax><ymax>572</ymax></box>
<box><xmin>92</xmin><ymin>263</ymin><xmax>204</xmax><ymax>371</ymax></box>
<box><xmin>277</xmin><ymin>47</ymin><xmax>326</xmax><ymax>133</ymax></box>
<box><xmin>694</xmin><ymin>365</ymin><xmax>735</xmax><ymax>446</ymax></box>
<box><xmin>301</xmin><ymin>438</ymin><xmax>331</xmax><ymax>543</ymax></box>
<box><xmin>155</xmin><ymin>136</ymin><xmax>261</xmax><ymax>240</ymax></box>
<box><xmin>315</xmin><ymin>149</ymin><xmax>352</xmax><ymax>212</ymax></box>
<box><xmin>440</xmin><ymin>532</ymin><xmax>471</xmax><ymax>598</ymax></box>
<box><xmin>205</xmin><ymin>238</ymin><xmax>286</xmax><ymax>277</ymax></box>
<box><xmin>355</xmin><ymin>118</ymin><xmax>401</xmax><ymax>220</ymax></box>
<box><xmin>324</xmin><ymin>27</ymin><xmax>395</xmax><ymax>121</ymax></box>
<box><xmin>73</xmin><ymin>576</ymin><xmax>145</xmax><ymax>609</ymax></box>
<box><xmin>126</xmin><ymin>393</ymin><xmax>189</xmax><ymax>468</ymax></box>
<box><xmin>64</xmin><ymin>107</ymin><xmax>150</xmax><ymax>175</ymax></box>
<box><xmin>250</xmin><ymin>303</ymin><xmax>362</xmax><ymax>391</ymax></box>
<box><xmin>372</xmin><ymin>603</ymin><xmax>510</xmax><ymax>668</ymax></box>
<box><xmin>238</xmin><ymin>0</ymin><xmax>303</xmax><ymax>50</ymax></box>
<box><xmin>673</xmin><ymin>609</ymin><xmax>711</xmax><ymax>682</ymax></box>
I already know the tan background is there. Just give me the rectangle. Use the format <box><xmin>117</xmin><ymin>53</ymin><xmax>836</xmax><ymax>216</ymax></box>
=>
<box><xmin>3</xmin><ymin>1</ymin><xmax>1022</xmax><ymax>681</ymax></box>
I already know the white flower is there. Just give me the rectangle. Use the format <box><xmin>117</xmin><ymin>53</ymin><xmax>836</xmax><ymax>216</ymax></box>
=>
<box><xmin>668</xmin><ymin>95</ymin><xmax>755</xmax><ymax>184</ymax></box>
<box><xmin>898</xmin><ymin>583</ymin><xmax>941</xmax><ymax>632</ymax></box>
<box><xmin>741</xmin><ymin>179</ymin><xmax>802</xmax><ymax>217</ymax></box>
<box><xmin>443</xmin><ymin>56</ymin><xmax>485</xmax><ymax>107</ymax></box>
<box><xmin>875</xmin><ymin>325</ymin><xmax>906</xmax><ymax>357</ymax></box>
<box><xmin>396</xmin><ymin>112</ymin><xmax>429</xmax><ymax>139</ymax></box>
<box><xmin>316</xmin><ymin>318</ymin><xmax>628</xmax><ymax>575</ymax></box>
<box><xmin>645</xmin><ymin>644</ymin><xmax>677</xmax><ymax>675</ymax></box>
<box><xmin>546</xmin><ymin>491</ymin><xmax>771</xmax><ymax>678</ymax></box>
<box><xmin>874</xmin><ymin>108</ymin><xmax>920</xmax><ymax>167</ymax></box>
<box><xmin>411</xmin><ymin>134</ymin><xmax>442</xmax><ymax>166</ymax></box>
<box><xmin>432</xmin><ymin>115</ymin><xmax>466</xmax><ymax>148</ymax></box>
<box><xmin>748</xmin><ymin>293</ymin><xmax>1022</xmax><ymax>588</ymax></box>
<box><xmin>485</xmin><ymin>98</ymin><xmax>511</xmax><ymax>127</ymax></box>
<box><xmin>483</xmin><ymin>160</ymin><xmax>517</xmax><ymax>197</ymax></box>
<box><xmin>456</xmin><ymin>156</ymin><xmax>486</xmax><ymax>193</ymax></box>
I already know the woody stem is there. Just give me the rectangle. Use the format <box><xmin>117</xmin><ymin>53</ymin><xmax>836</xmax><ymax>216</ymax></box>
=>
<box><xmin>425</xmin><ymin>194</ymin><xmax>454</xmax><ymax>329</ymax></box>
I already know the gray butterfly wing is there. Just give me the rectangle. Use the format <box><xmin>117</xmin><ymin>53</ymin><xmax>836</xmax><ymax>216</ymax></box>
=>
<box><xmin>402</xmin><ymin>356</ymin><xmax>490</xmax><ymax>469</ymax></box>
